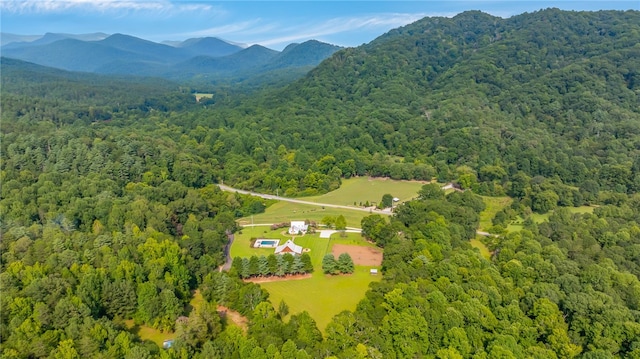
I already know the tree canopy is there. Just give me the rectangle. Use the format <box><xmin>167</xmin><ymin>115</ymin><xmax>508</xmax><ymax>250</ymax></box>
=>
<box><xmin>1</xmin><ymin>8</ymin><xmax>639</xmax><ymax>359</ymax></box>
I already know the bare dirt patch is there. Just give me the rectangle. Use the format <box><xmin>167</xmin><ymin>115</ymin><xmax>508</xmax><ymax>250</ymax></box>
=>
<box><xmin>217</xmin><ymin>305</ymin><xmax>248</xmax><ymax>332</ymax></box>
<box><xmin>332</xmin><ymin>244</ymin><xmax>383</xmax><ymax>266</ymax></box>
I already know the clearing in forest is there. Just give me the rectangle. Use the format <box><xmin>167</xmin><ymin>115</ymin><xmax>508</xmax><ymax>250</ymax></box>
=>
<box><xmin>124</xmin><ymin>290</ymin><xmax>248</xmax><ymax>347</ymax></box>
<box><xmin>239</xmin><ymin>201</ymin><xmax>368</xmax><ymax>229</ymax></box>
<box><xmin>259</xmin><ymin>265</ymin><xmax>380</xmax><ymax>331</ymax></box>
<box><xmin>239</xmin><ymin>177</ymin><xmax>427</xmax><ymax>228</ymax></box>
<box><xmin>478</xmin><ymin>196</ymin><xmax>513</xmax><ymax>231</ymax></box>
<box><xmin>230</xmin><ymin>229</ymin><xmax>381</xmax><ymax>331</ymax></box>
<box><xmin>303</xmin><ymin>176</ymin><xmax>426</xmax><ymax>206</ymax></box>
<box><xmin>194</xmin><ymin>93</ymin><xmax>213</xmax><ymax>102</ymax></box>
<box><xmin>124</xmin><ymin>320</ymin><xmax>173</xmax><ymax>348</ymax></box>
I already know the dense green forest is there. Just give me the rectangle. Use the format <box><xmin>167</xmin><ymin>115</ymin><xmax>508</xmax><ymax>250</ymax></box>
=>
<box><xmin>1</xmin><ymin>8</ymin><xmax>640</xmax><ymax>358</ymax></box>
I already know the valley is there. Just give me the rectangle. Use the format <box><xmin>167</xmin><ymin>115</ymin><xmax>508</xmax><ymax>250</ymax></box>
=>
<box><xmin>1</xmin><ymin>8</ymin><xmax>640</xmax><ymax>359</ymax></box>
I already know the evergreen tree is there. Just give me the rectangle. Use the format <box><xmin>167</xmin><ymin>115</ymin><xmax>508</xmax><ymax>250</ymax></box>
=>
<box><xmin>322</xmin><ymin>254</ymin><xmax>337</xmax><ymax>275</ymax></box>
<box><xmin>337</xmin><ymin>253</ymin><xmax>355</xmax><ymax>274</ymax></box>
<box><xmin>300</xmin><ymin>253</ymin><xmax>314</xmax><ymax>273</ymax></box>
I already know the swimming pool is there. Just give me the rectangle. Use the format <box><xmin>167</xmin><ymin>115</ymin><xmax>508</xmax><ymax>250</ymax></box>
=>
<box><xmin>254</xmin><ymin>239</ymin><xmax>280</xmax><ymax>248</ymax></box>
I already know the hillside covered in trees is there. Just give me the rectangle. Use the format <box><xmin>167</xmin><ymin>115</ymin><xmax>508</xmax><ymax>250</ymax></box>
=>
<box><xmin>1</xmin><ymin>8</ymin><xmax>640</xmax><ymax>359</ymax></box>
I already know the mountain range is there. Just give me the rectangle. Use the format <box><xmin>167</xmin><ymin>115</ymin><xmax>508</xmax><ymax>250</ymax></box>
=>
<box><xmin>0</xmin><ymin>32</ymin><xmax>343</xmax><ymax>84</ymax></box>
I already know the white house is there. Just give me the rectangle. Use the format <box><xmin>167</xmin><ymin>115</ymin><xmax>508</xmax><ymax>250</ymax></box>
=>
<box><xmin>274</xmin><ymin>240</ymin><xmax>303</xmax><ymax>255</ymax></box>
<box><xmin>288</xmin><ymin>221</ymin><xmax>308</xmax><ymax>235</ymax></box>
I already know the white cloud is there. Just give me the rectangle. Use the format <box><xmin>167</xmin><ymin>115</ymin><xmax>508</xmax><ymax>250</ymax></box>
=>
<box><xmin>253</xmin><ymin>12</ymin><xmax>442</xmax><ymax>47</ymax></box>
<box><xmin>0</xmin><ymin>0</ymin><xmax>214</xmax><ymax>14</ymax></box>
<box><xmin>177</xmin><ymin>19</ymin><xmax>272</xmax><ymax>38</ymax></box>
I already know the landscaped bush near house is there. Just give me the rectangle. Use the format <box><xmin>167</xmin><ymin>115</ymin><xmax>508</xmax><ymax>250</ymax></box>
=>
<box><xmin>270</xmin><ymin>222</ymin><xmax>290</xmax><ymax>230</ymax></box>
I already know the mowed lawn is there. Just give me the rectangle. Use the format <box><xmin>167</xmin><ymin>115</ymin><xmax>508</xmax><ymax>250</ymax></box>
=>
<box><xmin>230</xmin><ymin>228</ymin><xmax>381</xmax><ymax>331</ymax></box>
<box><xmin>239</xmin><ymin>201</ymin><xmax>369</xmax><ymax>229</ymax></box>
<box><xmin>239</xmin><ymin>177</ymin><xmax>426</xmax><ymax>228</ymax></box>
<box><xmin>302</xmin><ymin>176</ymin><xmax>427</xmax><ymax>206</ymax></box>
<box><xmin>260</xmin><ymin>266</ymin><xmax>380</xmax><ymax>331</ymax></box>
<box><xmin>230</xmin><ymin>226</ymin><xmax>296</xmax><ymax>258</ymax></box>
<box><xmin>232</xmin><ymin>228</ymin><xmax>348</xmax><ymax>269</ymax></box>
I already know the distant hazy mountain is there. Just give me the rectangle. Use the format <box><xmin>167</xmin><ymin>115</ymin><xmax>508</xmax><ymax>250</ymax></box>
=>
<box><xmin>265</xmin><ymin>40</ymin><xmax>344</xmax><ymax>70</ymax></box>
<box><xmin>0</xmin><ymin>33</ymin><xmax>41</xmax><ymax>46</ymax></box>
<box><xmin>176</xmin><ymin>37</ymin><xmax>244</xmax><ymax>58</ymax></box>
<box><xmin>1</xmin><ymin>32</ymin><xmax>109</xmax><ymax>48</ymax></box>
<box><xmin>1</xmin><ymin>33</ymin><xmax>342</xmax><ymax>84</ymax></box>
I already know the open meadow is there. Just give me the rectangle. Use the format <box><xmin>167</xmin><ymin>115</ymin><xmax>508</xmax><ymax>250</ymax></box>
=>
<box><xmin>238</xmin><ymin>176</ymin><xmax>427</xmax><ymax>228</ymax></box>
<box><xmin>259</xmin><ymin>266</ymin><xmax>380</xmax><ymax>331</ymax></box>
<box><xmin>478</xmin><ymin>196</ymin><xmax>513</xmax><ymax>231</ymax></box>
<box><xmin>238</xmin><ymin>201</ymin><xmax>370</xmax><ymax>229</ymax></box>
<box><xmin>302</xmin><ymin>176</ymin><xmax>427</xmax><ymax>206</ymax></box>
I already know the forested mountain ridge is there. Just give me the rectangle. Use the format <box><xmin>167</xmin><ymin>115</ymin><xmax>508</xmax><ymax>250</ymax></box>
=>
<box><xmin>1</xmin><ymin>33</ymin><xmax>342</xmax><ymax>85</ymax></box>
<box><xmin>197</xmin><ymin>8</ymin><xmax>639</xmax><ymax>199</ymax></box>
<box><xmin>2</xmin><ymin>8</ymin><xmax>640</xmax><ymax>359</ymax></box>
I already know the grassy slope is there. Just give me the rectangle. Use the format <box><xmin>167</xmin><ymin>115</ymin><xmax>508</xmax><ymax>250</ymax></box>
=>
<box><xmin>303</xmin><ymin>176</ymin><xmax>427</xmax><ymax>206</ymax></box>
<box><xmin>470</xmin><ymin>237</ymin><xmax>492</xmax><ymax>260</ymax></box>
<box><xmin>261</xmin><ymin>266</ymin><xmax>380</xmax><ymax>331</ymax></box>
<box><xmin>239</xmin><ymin>201</ymin><xmax>370</xmax><ymax>228</ymax></box>
<box><xmin>478</xmin><ymin>196</ymin><xmax>513</xmax><ymax>231</ymax></box>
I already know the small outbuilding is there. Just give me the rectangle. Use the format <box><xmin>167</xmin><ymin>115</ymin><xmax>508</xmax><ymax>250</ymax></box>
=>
<box><xmin>370</xmin><ymin>268</ymin><xmax>379</xmax><ymax>275</ymax></box>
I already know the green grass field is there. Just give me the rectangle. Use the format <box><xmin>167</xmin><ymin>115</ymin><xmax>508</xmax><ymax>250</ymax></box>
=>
<box><xmin>470</xmin><ymin>237</ymin><xmax>492</xmax><ymax>260</ymax></box>
<box><xmin>230</xmin><ymin>226</ymin><xmax>294</xmax><ymax>258</ymax></box>
<box><xmin>302</xmin><ymin>176</ymin><xmax>427</xmax><ymax>206</ymax></box>
<box><xmin>239</xmin><ymin>201</ymin><xmax>370</xmax><ymax>228</ymax></box>
<box><xmin>232</xmin><ymin>227</ymin><xmax>357</xmax><ymax>268</ymax></box>
<box><xmin>230</xmin><ymin>228</ymin><xmax>381</xmax><ymax>331</ymax></box>
<box><xmin>239</xmin><ymin>177</ymin><xmax>427</xmax><ymax>228</ymax></box>
<box><xmin>125</xmin><ymin>320</ymin><xmax>173</xmax><ymax>348</ymax></box>
<box><xmin>260</xmin><ymin>266</ymin><xmax>380</xmax><ymax>331</ymax></box>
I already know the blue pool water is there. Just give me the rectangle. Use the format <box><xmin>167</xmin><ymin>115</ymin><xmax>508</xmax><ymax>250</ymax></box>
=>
<box><xmin>255</xmin><ymin>239</ymin><xmax>280</xmax><ymax>248</ymax></box>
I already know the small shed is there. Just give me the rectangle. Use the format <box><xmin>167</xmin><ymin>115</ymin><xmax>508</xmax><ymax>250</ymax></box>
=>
<box><xmin>370</xmin><ymin>268</ymin><xmax>379</xmax><ymax>275</ymax></box>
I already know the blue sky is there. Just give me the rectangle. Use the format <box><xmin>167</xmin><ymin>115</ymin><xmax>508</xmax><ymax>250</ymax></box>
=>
<box><xmin>1</xmin><ymin>1</ymin><xmax>638</xmax><ymax>50</ymax></box>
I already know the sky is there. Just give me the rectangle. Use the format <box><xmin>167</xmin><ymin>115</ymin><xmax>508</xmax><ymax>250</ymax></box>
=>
<box><xmin>1</xmin><ymin>1</ymin><xmax>639</xmax><ymax>50</ymax></box>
